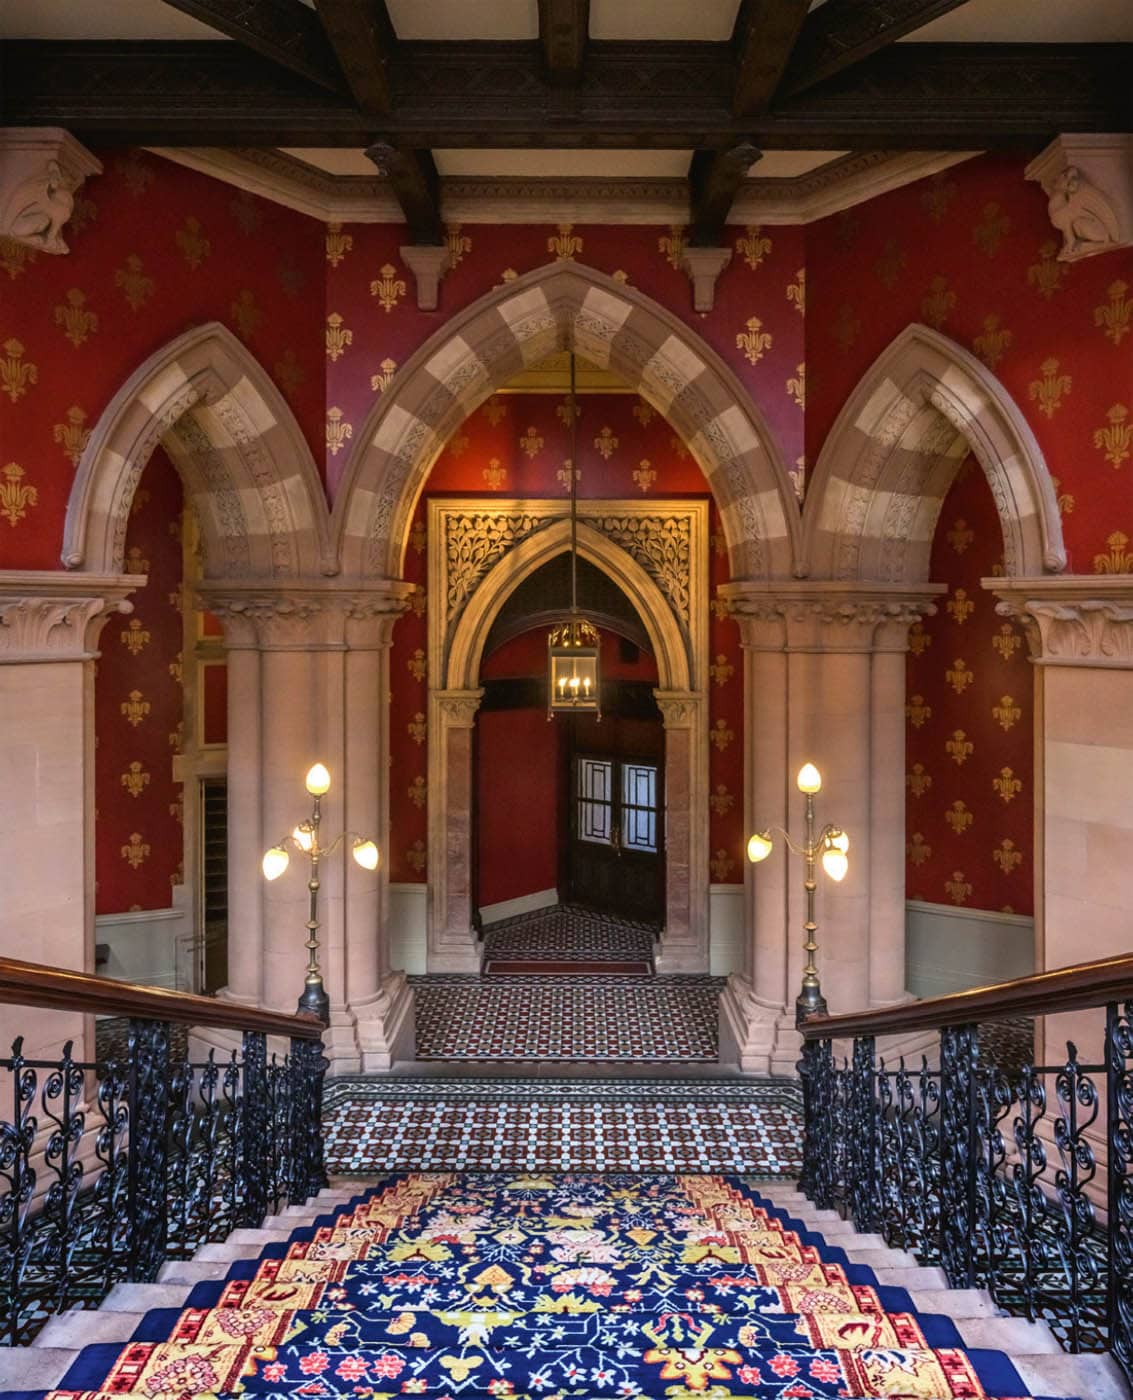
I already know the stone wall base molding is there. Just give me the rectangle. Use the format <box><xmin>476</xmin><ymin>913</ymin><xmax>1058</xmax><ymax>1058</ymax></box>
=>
<box><xmin>348</xmin><ymin>971</ymin><xmax>416</xmax><ymax>1073</ymax></box>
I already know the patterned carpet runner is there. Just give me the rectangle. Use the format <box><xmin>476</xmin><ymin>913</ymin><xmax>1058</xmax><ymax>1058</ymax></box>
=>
<box><xmin>33</xmin><ymin>1172</ymin><xmax>1044</xmax><ymax>1400</ymax></box>
<box><xmin>323</xmin><ymin>1079</ymin><xmax>803</xmax><ymax>1175</ymax></box>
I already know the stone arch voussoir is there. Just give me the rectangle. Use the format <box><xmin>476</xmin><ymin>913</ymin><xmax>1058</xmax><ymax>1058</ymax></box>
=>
<box><xmin>801</xmin><ymin>323</ymin><xmax>1066</xmax><ymax>583</ymax></box>
<box><xmin>63</xmin><ymin>322</ymin><xmax>333</xmax><ymax>581</ymax></box>
<box><xmin>332</xmin><ymin>263</ymin><xmax>801</xmax><ymax>583</ymax></box>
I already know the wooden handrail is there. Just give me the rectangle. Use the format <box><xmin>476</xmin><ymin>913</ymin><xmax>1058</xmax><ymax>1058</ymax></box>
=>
<box><xmin>0</xmin><ymin>956</ymin><xmax>322</xmax><ymax>1040</ymax></box>
<box><xmin>800</xmin><ymin>950</ymin><xmax>1133</xmax><ymax>1041</ymax></box>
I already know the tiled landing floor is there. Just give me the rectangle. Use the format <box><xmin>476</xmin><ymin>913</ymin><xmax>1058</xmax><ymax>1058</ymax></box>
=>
<box><xmin>482</xmin><ymin>901</ymin><xmax>656</xmax><ymax>973</ymax></box>
<box><xmin>323</xmin><ymin>1075</ymin><xmax>803</xmax><ymax>1174</ymax></box>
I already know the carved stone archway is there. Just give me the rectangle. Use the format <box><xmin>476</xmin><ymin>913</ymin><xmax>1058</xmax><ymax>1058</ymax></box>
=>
<box><xmin>63</xmin><ymin>320</ymin><xmax>332</xmax><ymax>581</ymax></box>
<box><xmin>425</xmin><ymin>498</ymin><xmax>709</xmax><ymax>974</ymax></box>
<box><xmin>800</xmin><ymin>322</ymin><xmax>1065</xmax><ymax>584</ymax></box>
<box><xmin>331</xmin><ymin>261</ymin><xmax>802</xmax><ymax>585</ymax></box>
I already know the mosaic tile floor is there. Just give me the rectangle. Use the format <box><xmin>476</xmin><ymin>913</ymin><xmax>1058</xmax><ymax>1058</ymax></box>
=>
<box><xmin>482</xmin><ymin>903</ymin><xmax>656</xmax><ymax>974</ymax></box>
<box><xmin>410</xmin><ymin>973</ymin><xmax>724</xmax><ymax>1062</ymax></box>
<box><xmin>323</xmin><ymin>1077</ymin><xmax>803</xmax><ymax>1176</ymax></box>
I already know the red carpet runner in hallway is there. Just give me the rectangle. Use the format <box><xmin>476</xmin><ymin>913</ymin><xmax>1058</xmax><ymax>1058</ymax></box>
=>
<box><xmin>32</xmin><ymin>1172</ymin><xmax>1047</xmax><ymax>1399</ymax></box>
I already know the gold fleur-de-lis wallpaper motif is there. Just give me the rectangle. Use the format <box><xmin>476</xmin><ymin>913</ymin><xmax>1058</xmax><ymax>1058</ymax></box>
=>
<box><xmin>946</xmin><ymin>588</ymin><xmax>974</xmax><ymax>625</ymax></box>
<box><xmin>0</xmin><ymin>463</ymin><xmax>37</xmax><ymax>527</ymax></box>
<box><xmin>993</xmin><ymin>767</ymin><xmax>1022</xmax><ymax>804</ymax></box>
<box><xmin>53</xmin><ymin>405</ymin><xmax>90</xmax><ymax>466</ymax></box>
<box><xmin>992</xmin><ymin>695</ymin><xmax>1021</xmax><ymax>731</ymax></box>
<box><xmin>121</xmin><ymin>618</ymin><xmax>150</xmax><ymax>655</ymax></box>
<box><xmin>230</xmin><ymin>288</ymin><xmax>262</xmax><ymax>339</ymax></box>
<box><xmin>710</xmin><ymin>849</ymin><xmax>736</xmax><ymax>882</ymax></box>
<box><xmin>873</xmin><ymin>238</ymin><xmax>906</xmax><ymax>289</ymax></box>
<box><xmin>408</xmin><ymin>648</ymin><xmax>426</xmax><ymax>682</ymax></box>
<box><xmin>482</xmin><ymin>459</ymin><xmax>507</xmax><ymax>490</ymax></box>
<box><xmin>1026</xmin><ymin>239</ymin><xmax>1065</xmax><ymax>300</ymax></box>
<box><xmin>370</xmin><ymin>357</ymin><xmax>397</xmax><ymax>393</ymax></box>
<box><xmin>973</xmin><ymin>314</ymin><xmax>1012</xmax><ymax>369</ymax></box>
<box><xmin>908</xmin><ymin>622</ymin><xmax>931</xmax><ymax>657</ymax></box>
<box><xmin>408</xmin><ymin>775</ymin><xmax>427</xmax><ymax>809</ymax></box>
<box><xmin>1028</xmin><ymin>358</ymin><xmax>1071</xmax><ymax>420</ymax></box>
<box><xmin>370</xmin><ymin>263</ymin><xmax>406</xmax><ymax>313</ymax></box>
<box><xmin>175</xmin><ymin>217</ymin><xmax>211</xmax><ymax>269</ymax></box>
<box><xmin>1094</xmin><ymin>280</ymin><xmax>1131</xmax><ymax>346</ymax></box>
<box><xmin>786</xmin><ymin>268</ymin><xmax>805</xmax><ymax>316</ymax></box>
<box><xmin>406</xmin><ymin>840</ymin><xmax>426</xmax><ymax>874</ymax></box>
<box><xmin>325</xmin><ymin>222</ymin><xmax>353</xmax><ymax>267</ymax></box>
<box><xmin>594</xmin><ymin>426</ymin><xmax>618</xmax><ymax>460</ymax></box>
<box><xmin>945</xmin><ymin>799</ymin><xmax>973</xmax><ymax>835</ymax></box>
<box><xmin>632</xmin><ymin>459</ymin><xmax>656</xmax><ymax>493</ymax></box>
<box><xmin>483</xmin><ymin>398</ymin><xmax>507</xmax><ymax>427</ymax></box>
<box><xmin>631</xmin><ymin>399</ymin><xmax>654</xmax><ymax>428</ymax></box>
<box><xmin>736</xmin><ymin>316</ymin><xmax>772</xmax><ymax>366</ymax></box>
<box><xmin>53</xmin><ymin>291</ymin><xmax>98</xmax><ymax>349</ymax></box>
<box><xmin>1052</xmin><ymin>477</ymin><xmax>1075</xmax><ymax>515</ymax></box>
<box><xmin>992</xmin><ymin>623</ymin><xmax>1022</xmax><ymax>661</ymax></box>
<box><xmin>907</xmin><ymin>832</ymin><xmax>931</xmax><ymax>866</ymax></box>
<box><xmin>168</xmin><ymin>652</ymin><xmax>182</xmax><ymax>685</ymax></box>
<box><xmin>1093</xmin><ymin>404</ymin><xmax>1132</xmax><ymax>468</ymax></box>
<box><xmin>326</xmin><ymin>407</ymin><xmax>353</xmax><ymax>456</ymax></box>
<box><xmin>325</xmin><ymin>312</ymin><xmax>352</xmax><ymax>362</ymax></box>
<box><xmin>906</xmin><ymin>694</ymin><xmax>932</xmax><ymax>728</ymax></box>
<box><xmin>973</xmin><ymin>202</ymin><xmax>1011</xmax><ymax>257</ymax></box>
<box><xmin>710</xmin><ymin>719</ymin><xmax>734</xmax><ymax>752</ymax></box>
<box><xmin>709</xmin><ymin>785</ymin><xmax>734</xmax><ymax>817</ymax></box>
<box><xmin>120</xmin><ymin>832</ymin><xmax>151</xmax><ymax>870</ymax></box>
<box><xmin>548</xmin><ymin>224</ymin><xmax>582</xmax><ymax>262</ymax></box>
<box><xmin>121</xmin><ymin>689</ymin><xmax>150</xmax><ymax>728</ymax></box>
<box><xmin>906</xmin><ymin>764</ymin><xmax>932</xmax><ymax>798</ymax></box>
<box><xmin>920</xmin><ymin>175</ymin><xmax>957</xmax><ymax>224</ymax></box>
<box><xmin>945</xmin><ymin>870</ymin><xmax>972</xmax><ymax>905</ymax></box>
<box><xmin>945</xmin><ymin>658</ymin><xmax>973</xmax><ymax>695</ymax></box>
<box><xmin>709</xmin><ymin>654</ymin><xmax>735</xmax><ymax>687</ymax></box>
<box><xmin>169</xmin><ymin>790</ymin><xmax>184</xmax><ymax>826</ymax></box>
<box><xmin>658</xmin><ymin>226</ymin><xmax>686</xmax><ymax>271</ymax></box>
<box><xmin>736</xmin><ymin>226</ymin><xmax>771</xmax><ymax>271</ymax></box>
<box><xmin>1</xmin><ymin>340</ymin><xmax>36</xmax><ymax>406</ymax></box>
<box><xmin>993</xmin><ymin>839</ymin><xmax>1022</xmax><ymax>875</ymax></box>
<box><xmin>0</xmin><ymin>237</ymin><xmax>36</xmax><ymax>279</ymax></box>
<box><xmin>409</xmin><ymin>584</ymin><xmax>426</xmax><ymax>618</ymax></box>
<box><xmin>408</xmin><ymin>712</ymin><xmax>426</xmax><ymax>746</ymax></box>
<box><xmin>168</xmin><ymin>721</ymin><xmax>183</xmax><ymax>753</ymax></box>
<box><xmin>1095</xmin><ymin>531</ymin><xmax>1133</xmax><ymax>573</ymax></box>
<box><xmin>520</xmin><ymin>427</ymin><xmax>544</xmax><ymax>459</ymax></box>
<box><xmin>787</xmin><ymin>363</ymin><xmax>805</xmax><ymax>409</ymax></box>
<box><xmin>946</xmin><ymin>729</ymin><xmax>973</xmax><ymax>764</ymax></box>
<box><xmin>921</xmin><ymin>275</ymin><xmax>956</xmax><ymax>329</ymax></box>
<box><xmin>121</xmin><ymin>761</ymin><xmax>150</xmax><ymax>799</ymax></box>
<box><xmin>115</xmin><ymin>254</ymin><xmax>155</xmax><ymax>311</ymax></box>
<box><xmin>446</xmin><ymin>225</ymin><xmax>471</xmax><ymax>269</ymax></box>
<box><xmin>409</xmin><ymin>521</ymin><xmax>426</xmax><ymax>556</ymax></box>
<box><xmin>946</xmin><ymin>518</ymin><xmax>974</xmax><ymax>554</ymax></box>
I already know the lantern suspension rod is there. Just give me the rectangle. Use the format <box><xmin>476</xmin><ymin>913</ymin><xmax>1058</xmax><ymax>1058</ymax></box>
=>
<box><xmin>569</xmin><ymin>348</ymin><xmax>578</xmax><ymax>615</ymax></box>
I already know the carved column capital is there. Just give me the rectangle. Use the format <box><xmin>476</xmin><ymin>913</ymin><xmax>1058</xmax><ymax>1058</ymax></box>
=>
<box><xmin>989</xmin><ymin>575</ymin><xmax>1133</xmax><ymax>667</ymax></box>
<box><xmin>653</xmin><ymin>689</ymin><xmax>702</xmax><ymax>729</ymax></box>
<box><xmin>0</xmin><ymin>570</ymin><xmax>137</xmax><ymax>663</ymax></box>
<box><xmin>1025</xmin><ymin>134</ymin><xmax>1133</xmax><ymax>262</ymax></box>
<box><xmin>434</xmin><ymin>688</ymin><xmax>484</xmax><ymax>727</ymax></box>
<box><xmin>721</xmin><ymin>581</ymin><xmax>942</xmax><ymax>653</ymax></box>
<box><xmin>199</xmin><ymin>579</ymin><xmax>414</xmax><ymax>651</ymax></box>
<box><xmin>0</xmin><ymin>129</ymin><xmax>102</xmax><ymax>256</ymax></box>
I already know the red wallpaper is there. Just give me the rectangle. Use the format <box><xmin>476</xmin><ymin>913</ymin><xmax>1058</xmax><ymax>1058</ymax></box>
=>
<box><xmin>805</xmin><ymin>152</ymin><xmax>1133</xmax><ymax>572</ymax></box>
<box><xmin>387</xmin><ymin>390</ymin><xmax>746</xmax><ymax>886</ymax></box>
<box><xmin>94</xmin><ymin>446</ymin><xmax>186</xmax><ymax>913</ymax></box>
<box><xmin>0</xmin><ymin>149</ymin><xmax>325</xmax><ymax>570</ymax></box>
<box><xmin>905</xmin><ymin>459</ymin><xmax>1034</xmax><ymax>914</ymax></box>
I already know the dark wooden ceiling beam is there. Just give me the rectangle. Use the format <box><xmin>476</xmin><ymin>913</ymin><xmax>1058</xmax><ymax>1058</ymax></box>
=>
<box><xmin>365</xmin><ymin>142</ymin><xmax>443</xmax><ymax>243</ymax></box>
<box><xmin>4</xmin><ymin>41</ymin><xmax>1129</xmax><ymax>149</ymax></box>
<box><xmin>732</xmin><ymin>0</ymin><xmax>812</xmax><ymax>116</ymax></box>
<box><xmin>156</xmin><ymin>0</ymin><xmax>343</xmax><ymax>90</ymax></box>
<box><xmin>688</xmin><ymin>143</ymin><xmax>761</xmax><ymax>244</ymax></box>
<box><xmin>539</xmin><ymin>0</ymin><xmax>590</xmax><ymax>85</ymax></box>
<box><xmin>784</xmin><ymin>0</ymin><xmax>974</xmax><ymax>94</ymax></box>
<box><xmin>313</xmin><ymin>0</ymin><xmax>397</xmax><ymax>114</ymax></box>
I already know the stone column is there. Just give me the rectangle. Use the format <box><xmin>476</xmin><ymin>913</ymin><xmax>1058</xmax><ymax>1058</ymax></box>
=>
<box><xmin>870</xmin><ymin>627</ymin><xmax>917</xmax><ymax>1008</ymax></box>
<box><xmin>0</xmin><ymin>571</ymin><xmax>135</xmax><ymax>1129</ymax></box>
<box><xmin>427</xmin><ymin>688</ymin><xmax>484</xmax><ymax>973</ymax></box>
<box><xmin>654</xmin><ymin>690</ymin><xmax>710</xmax><ymax>974</ymax></box>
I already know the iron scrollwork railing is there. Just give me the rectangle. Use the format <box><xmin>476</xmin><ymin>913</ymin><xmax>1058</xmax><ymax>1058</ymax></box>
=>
<box><xmin>0</xmin><ymin>958</ymin><xmax>327</xmax><ymax>1346</ymax></box>
<box><xmin>798</xmin><ymin>955</ymin><xmax>1133</xmax><ymax>1388</ymax></box>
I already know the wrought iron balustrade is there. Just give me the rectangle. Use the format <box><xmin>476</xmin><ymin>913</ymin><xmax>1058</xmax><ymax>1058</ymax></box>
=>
<box><xmin>798</xmin><ymin>953</ymin><xmax>1133</xmax><ymax>1384</ymax></box>
<box><xmin>0</xmin><ymin>957</ymin><xmax>326</xmax><ymax>1345</ymax></box>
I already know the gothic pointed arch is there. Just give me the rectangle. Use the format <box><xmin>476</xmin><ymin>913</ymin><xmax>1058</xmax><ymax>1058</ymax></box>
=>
<box><xmin>332</xmin><ymin>262</ymin><xmax>801</xmax><ymax>582</ymax></box>
<box><xmin>801</xmin><ymin>322</ymin><xmax>1066</xmax><ymax>583</ymax></box>
<box><xmin>63</xmin><ymin>322</ymin><xmax>333</xmax><ymax>580</ymax></box>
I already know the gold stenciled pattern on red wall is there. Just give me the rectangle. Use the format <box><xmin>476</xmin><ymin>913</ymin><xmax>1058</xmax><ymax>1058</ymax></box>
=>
<box><xmin>385</xmin><ymin>389</ymin><xmax>746</xmax><ymax>885</ymax></box>
<box><xmin>905</xmin><ymin>459</ymin><xmax>1033</xmax><ymax>914</ymax></box>
<box><xmin>94</xmin><ymin>448</ymin><xmax>186</xmax><ymax>913</ymax></box>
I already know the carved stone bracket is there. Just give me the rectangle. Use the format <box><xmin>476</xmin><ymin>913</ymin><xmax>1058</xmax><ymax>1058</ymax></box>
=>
<box><xmin>1025</xmin><ymin>135</ymin><xmax>1133</xmax><ymax>262</ymax></box>
<box><xmin>989</xmin><ymin>575</ymin><xmax>1133</xmax><ymax>667</ymax></box>
<box><xmin>401</xmin><ymin>244</ymin><xmax>450</xmax><ymax>311</ymax></box>
<box><xmin>434</xmin><ymin>688</ymin><xmax>484</xmax><ymax>727</ymax></box>
<box><xmin>721</xmin><ymin>580</ymin><xmax>944</xmax><ymax>653</ymax></box>
<box><xmin>0</xmin><ymin>570</ymin><xmax>137</xmax><ymax>663</ymax></box>
<box><xmin>680</xmin><ymin>246</ymin><xmax>732</xmax><ymax>313</ymax></box>
<box><xmin>0</xmin><ymin>129</ymin><xmax>102</xmax><ymax>255</ymax></box>
<box><xmin>654</xmin><ymin>689</ymin><xmax>701</xmax><ymax>729</ymax></box>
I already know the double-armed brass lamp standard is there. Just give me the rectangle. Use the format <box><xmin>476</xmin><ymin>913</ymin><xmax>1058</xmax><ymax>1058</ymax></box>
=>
<box><xmin>261</xmin><ymin>763</ymin><xmax>379</xmax><ymax>1024</ymax></box>
<box><xmin>747</xmin><ymin>762</ymin><xmax>850</xmax><ymax>1027</ymax></box>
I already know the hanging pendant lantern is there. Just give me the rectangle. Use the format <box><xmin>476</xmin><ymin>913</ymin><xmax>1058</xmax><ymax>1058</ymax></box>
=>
<box><xmin>548</xmin><ymin>350</ymin><xmax>601</xmax><ymax>719</ymax></box>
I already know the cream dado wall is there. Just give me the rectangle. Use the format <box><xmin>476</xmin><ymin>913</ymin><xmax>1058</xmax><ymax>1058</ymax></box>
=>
<box><xmin>905</xmin><ymin>901</ymin><xmax>1035</xmax><ymax>999</ymax></box>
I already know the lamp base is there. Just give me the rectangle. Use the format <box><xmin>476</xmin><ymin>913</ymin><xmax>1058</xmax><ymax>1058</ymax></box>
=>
<box><xmin>297</xmin><ymin>978</ymin><xmax>330</xmax><ymax>1025</ymax></box>
<box><xmin>795</xmin><ymin>985</ymin><xmax>828</xmax><ymax>1028</ymax></box>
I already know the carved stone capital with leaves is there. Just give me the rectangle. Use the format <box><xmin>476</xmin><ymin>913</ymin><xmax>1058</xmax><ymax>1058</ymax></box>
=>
<box><xmin>991</xmin><ymin>575</ymin><xmax>1133</xmax><ymax>667</ymax></box>
<box><xmin>0</xmin><ymin>571</ymin><xmax>137</xmax><ymax>662</ymax></box>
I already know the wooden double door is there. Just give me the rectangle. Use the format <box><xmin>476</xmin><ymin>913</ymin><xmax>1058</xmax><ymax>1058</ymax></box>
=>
<box><xmin>567</xmin><ymin>746</ymin><xmax>664</xmax><ymax>923</ymax></box>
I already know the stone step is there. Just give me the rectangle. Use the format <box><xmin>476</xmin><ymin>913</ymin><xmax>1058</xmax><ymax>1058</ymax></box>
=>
<box><xmin>195</xmin><ymin>1241</ymin><xmax>268</xmax><ymax>1262</ymax></box>
<box><xmin>1012</xmin><ymin>1349</ymin><xmax>1130</xmax><ymax>1400</ymax></box>
<box><xmin>227</xmin><ymin>1226</ymin><xmax>295</xmax><ymax>1245</ymax></box>
<box><xmin>158</xmin><ymin>1257</ymin><xmax>237</xmax><ymax>1283</ymax></box>
<box><xmin>101</xmin><ymin>1282</ymin><xmax>199</xmax><ymax>1311</ymax></box>
<box><xmin>842</xmin><ymin>1246</ymin><xmax>922</xmax><ymax>1269</ymax></box>
<box><xmin>908</xmin><ymin>1287</ymin><xmax>1002</xmax><ymax>1318</ymax></box>
<box><xmin>869</xmin><ymin>1264</ymin><xmax>950</xmax><ymax>1288</ymax></box>
<box><xmin>0</xmin><ymin>1347</ymin><xmax>79</xmax><ymax>1390</ymax></box>
<box><xmin>32</xmin><ymin>1309</ymin><xmax>144</xmax><ymax>1349</ymax></box>
<box><xmin>954</xmin><ymin>1315</ymin><xmax>1062</xmax><ymax>1355</ymax></box>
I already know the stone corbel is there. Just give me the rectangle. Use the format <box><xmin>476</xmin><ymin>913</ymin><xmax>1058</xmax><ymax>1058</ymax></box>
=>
<box><xmin>400</xmin><ymin>244</ymin><xmax>450</xmax><ymax>311</ymax></box>
<box><xmin>989</xmin><ymin>575</ymin><xmax>1133</xmax><ymax>667</ymax></box>
<box><xmin>0</xmin><ymin>129</ymin><xmax>102</xmax><ymax>255</ymax></box>
<box><xmin>0</xmin><ymin>571</ymin><xmax>137</xmax><ymax>663</ymax></box>
<box><xmin>1025</xmin><ymin>135</ymin><xmax>1133</xmax><ymax>262</ymax></box>
<box><xmin>680</xmin><ymin>247</ymin><xmax>732</xmax><ymax>313</ymax></box>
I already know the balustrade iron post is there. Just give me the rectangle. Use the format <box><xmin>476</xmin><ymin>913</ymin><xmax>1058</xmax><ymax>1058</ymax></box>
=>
<box><xmin>850</xmin><ymin>1036</ymin><xmax>879</xmax><ymax>1233</ymax></box>
<box><xmin>241</xmin><ymin>1031</ymin><xmax>269</xmax><ymax>1226</ymax></box>
<box><xmin>288</xmin><ymin>1035</ymin><xmax>328</xmax><ymax>1205</ymax></box>
<box><xmin>939</xmin><ymin>1023</ymin><xmax>979</xmax><ymax>1288</ymax></box>
<box><xmin>799</xmin><ymin>1036</ymin><xmax>834</xmax><ymax>1209</ymax></box>
<box><xmin>1107</xmin><ymin>1000</ymin><xmax>1133</xmax><ymax>1385</ymax></box>
<box><xmin>126</xmin><ymin>1018</ymin><xmax>170</xmax><ymax>1281</ymax></box>
<box><xmin>4</xmin><ymin>1038</ymin><xmax>36</xmax><ymax>1346</ymax></box>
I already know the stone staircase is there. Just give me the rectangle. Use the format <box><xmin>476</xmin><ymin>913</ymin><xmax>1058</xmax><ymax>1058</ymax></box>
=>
<box><xmin>0</xmin><ymin>1175</ymin><xmax>1127</xmax><ymax>1399</ymax></box>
